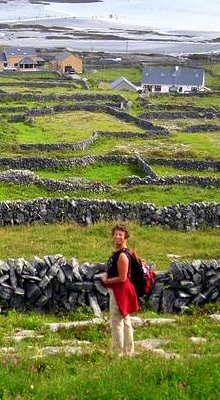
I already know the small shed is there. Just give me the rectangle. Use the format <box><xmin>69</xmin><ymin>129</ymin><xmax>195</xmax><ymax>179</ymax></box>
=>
<box><xmin>111</xmin><ymin>76</ymin><xmax>138</xmax><ymax>92</ymax></box>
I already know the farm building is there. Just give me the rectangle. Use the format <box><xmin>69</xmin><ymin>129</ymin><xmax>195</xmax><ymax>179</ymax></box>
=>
<box><xmin>111</xmin><ymin>76</ymin><xmax>138</xmax><ymax>92</ymax></box>
<box><xmin>48</xmin><ymin>51</ymin><xmax>83</xmax><ymax>74</ymax></box>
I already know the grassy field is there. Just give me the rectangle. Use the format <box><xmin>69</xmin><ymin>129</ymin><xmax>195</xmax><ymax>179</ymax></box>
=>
<box><xmin>0</xmin><ymin>305</ymin><xmax>219</xmax><ymax>400</ymax></box>
<box><xmin>0</xmin><ymin>221</ymin><xmax>219</xmax><ymax>266</ymax></box>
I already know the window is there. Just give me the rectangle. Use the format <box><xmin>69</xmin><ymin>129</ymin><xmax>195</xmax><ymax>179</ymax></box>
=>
<box><xmin>154</xmin><ymin>85</ymin><xmax>161</xmax><ymax>92</ymax></box>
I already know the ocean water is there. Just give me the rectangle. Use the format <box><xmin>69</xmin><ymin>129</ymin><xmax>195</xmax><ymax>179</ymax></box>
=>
<box><xmin>1</xmin><ymin>0</ymin><xmax>220</xmax><ymax>32</ymax></box>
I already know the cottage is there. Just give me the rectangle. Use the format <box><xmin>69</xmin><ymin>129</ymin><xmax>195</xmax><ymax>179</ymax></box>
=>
<box><xmin>111</xmin><ymin>76</ymin><xmax>138</xmax><ymax>92</ymax></box>
<box><xmin>142</xmin><ymin>65</ymin><xmax>205</xmax><ymax>94</ymax></box>
<box><xmin>0</xmin><ymin>47</ymin><xmax>44</xmax><ymax>71</ymax></box>
<box><xmin>48</xmin><ymin>51</ymin><xmax>83</xmax><ymax>74</ymax></box>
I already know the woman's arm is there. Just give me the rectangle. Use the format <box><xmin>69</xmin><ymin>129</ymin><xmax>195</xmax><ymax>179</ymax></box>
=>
<box><xmin>101</xmin><ymin>253</ymin><xmax>129</xmax><ymax>285</ymax></box>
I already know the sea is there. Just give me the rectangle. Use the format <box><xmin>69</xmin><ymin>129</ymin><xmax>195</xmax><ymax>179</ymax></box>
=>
<box><xmin>0</xmin><ymin>0</ymin><xmax>220</xmax><ymax>53</ymax></box>
<box><xmin>1</xmin><ymin>0</ymin><xmax>220</xmax><ymax>31</ymax></box>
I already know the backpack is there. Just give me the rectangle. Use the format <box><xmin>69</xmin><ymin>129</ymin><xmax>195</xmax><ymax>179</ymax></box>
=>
<box><xmin>124</xmin><ymin>249</ymin><xmax>156</xmax><ymax>298</ymax></box>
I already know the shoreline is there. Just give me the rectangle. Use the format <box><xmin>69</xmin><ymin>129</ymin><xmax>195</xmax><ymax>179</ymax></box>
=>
<box><xmin>0</xmin><ymin>16</ymin><xmax>220</xmax><ymax>55</ymax></box>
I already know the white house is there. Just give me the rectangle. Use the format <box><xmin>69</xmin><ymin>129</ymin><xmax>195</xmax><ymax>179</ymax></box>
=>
<box><xmin>111</xmin><ymin>76</ymin><xmax>138</xmax><ymax>92</ymax></box>
<box><xmin>142</xmin><ymin>65</ymin><xmax>205</xmax><ymax>94</ymax></box>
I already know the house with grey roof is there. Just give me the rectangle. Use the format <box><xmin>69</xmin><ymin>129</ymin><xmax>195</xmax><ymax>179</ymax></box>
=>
<box><xmin>142</xmin><ymin>65</ymin><xmax>205</xmax><ymax>94</ymax></box>
<box><xmin>111</xmin><ymin>76</ymin><xmax>139</xmax><ymax>92</ymax></box>
<box><xmin>0</xmin><ymin>47</ymin><xmax>44</xmax><ymax>72</ymax></box>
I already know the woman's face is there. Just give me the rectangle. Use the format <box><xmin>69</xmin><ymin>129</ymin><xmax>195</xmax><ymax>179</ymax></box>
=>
<box><xmin>113</xmin><ymin>229</ymin><xmax>126</xmax><ymax>247</ymax></box>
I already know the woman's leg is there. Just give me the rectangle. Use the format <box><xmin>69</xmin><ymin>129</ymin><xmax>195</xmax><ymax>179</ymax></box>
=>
<box><xmin>109</xmin><ymin>290</ymin><xmax>124</xmax><ymax>355</ymax></box>
<box><xmin>123</xmin><ymin>314</ymin><xmax>134</xmax><ymax>354</ymax></box>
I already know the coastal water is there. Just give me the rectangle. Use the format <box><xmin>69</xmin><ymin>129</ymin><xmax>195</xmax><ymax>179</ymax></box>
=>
<box><xmin>1</xmin><ymin>0</ymin><xmax>220</xmax><ymax>32</ymax></box>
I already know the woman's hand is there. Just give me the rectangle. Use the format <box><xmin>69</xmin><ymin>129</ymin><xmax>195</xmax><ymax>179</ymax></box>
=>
<box><xmin>101</xmin><ymin>272</ymin><xmax>108</xmax><ymax>284</ymax></box>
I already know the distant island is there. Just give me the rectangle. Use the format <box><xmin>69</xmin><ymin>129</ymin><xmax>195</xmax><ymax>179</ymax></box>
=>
<box><xmin>29</xmin><ymin>0</ymin><xmax>102</xmax><ymax>3</ymax></box>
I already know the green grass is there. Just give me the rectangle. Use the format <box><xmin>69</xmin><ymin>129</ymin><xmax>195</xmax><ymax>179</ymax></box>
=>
<box><xmin>0</xmin><ymin>182</ymin><xmax>219</xmax><ymax>205</ymax></box>
<box><xmin>148</xmin><ymin>95</ymin><xmax>220</xmax><ymax>109</ymax></box>
<box><xmin>85</xmin><ymin>67</ymin><xmax>142</xmax><ymax>83</ymax></box>
<box><xmin>37</xmin><ymin>163</ymin><xmax>145</xmax><ymax>184</ymax></box>
<box><xmin>0</xmin><ymin>303</ymin><xmax>219</xmax><ymax>399</ymax></box>
<box><xmin>9</xmin><ymin>111</ymin><xmax>144</xmax><ymax>144</ymax></box>
<box><xmin>0</xmin><ymin>222</ymin><xmax>219</xmax><ymax>266</ymax></box>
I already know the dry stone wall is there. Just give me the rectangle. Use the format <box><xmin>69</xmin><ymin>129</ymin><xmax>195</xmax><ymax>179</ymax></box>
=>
<box><xmin>0</xmin><ymin>255</ymin><xmax>219</xmax><ymax>315</ymax></box>
<box><xmin>144</xmin><ymin>157</ymin><xmax>220</xmax><ymax>172</ymax></box>
<box><xmin>0</xmin><ymin>93</ymin><xmax>125</xmax><ymax>103</ymax></box>
<box><xmin>140</xmin><ymin>111</ymin><xmax>220</xmax><ymax>119</ymax></box>
<box><xmin>151</xmin><ymin>260</ymin><xmax>220</xmax><ymax>313</ymax></box>
<box><xmin>0</xmin><ymin>170</ymin><xmax>112</xmax><ymax>193</ymax></box>
<box><xmin>122</xmin><ymin>175</ymin><xmax>220</xmax><ymax>189</ymax></box>
<box><xmin>185</xmin><ymin>124</ymin><xmax>220</xmax><ymax>132</ymax></box>
<box><xmin>0</xmin><ymin>198</ymin><xmax>219</xmax><ymax>230</ymax></box>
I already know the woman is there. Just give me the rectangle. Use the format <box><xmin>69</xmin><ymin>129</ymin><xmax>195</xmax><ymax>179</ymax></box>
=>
<box><xmin>101</xmin><ymin>223</ymin><xmax>139</xmax><ymax>356</ymax></box>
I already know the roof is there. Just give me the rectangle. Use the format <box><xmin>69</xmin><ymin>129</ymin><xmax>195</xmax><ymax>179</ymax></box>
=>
<box><xmin>18</xmin><ymin>57</ymin><xmax>37</xmax><ymax>65</ymax></box>
<box><xmin>142</xmin><ymin>65</ymin><xmax>204</xmax><ymax>86</ymax></box>
<box><xmin>54</xmin><ymin>51</ymin><xmax>81</xmax><ymax>61</ymax></box>
<box><xmin>111</xmin><ymin>76</ymin><xmax>138</xmax><ymax>91</ymax></box>
<box><xmin>4</xmin><ymin>47</ymin><xmax>37</xmax><ymax>57</ymax></box>
<box><xmin>0</xmin><ymin>52</ymin><xmax>6</xmax><ymax>62</ymax></box>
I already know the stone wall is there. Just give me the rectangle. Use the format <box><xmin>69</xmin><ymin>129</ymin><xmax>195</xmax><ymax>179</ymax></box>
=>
<box><xmin>0</xmin><ymin>155</ymin><xmax>219</xmax><ymax>173</ymax></box>
<box><xmin>150</xmin><ymin>260</ymin><xmax>220</xmax><ymax>313</ymax></box>
<box><xmin>144</xmin><ymin>157</ymin><xmax>220</xmax><ymax>171</ymax></box>
<box><xmin>0</xmin><ymin>170</ymin><xmax>112</xmax><ymax>193</ymax></box>
<box><xmin>0</xmin><ymin>255</ymin><xmax>219</xmax><ymax>315</ymax></box>
<box><xmin>122</xmin><ymin>175</ymin><xmax>220</xmax><ymax>189</ymax></box>
<box><xmin>0</xmin><ymin>198</ymin><xmax>219</xmax><ymax>230</ymax></box>
<box><xmin>140</xmin><ymin>111</ymin><xmax>220</xmax><ymax>120</ymax></box>
<box><xmin>143</xmin><ymin>104</ymin><xmax>218</xmax><ymax>113</ymax></box>
<box><xmin>185</xmin><ymin>124</ymin><xmax>220</xmax><ymax>132</ymax></box>
<box><xmin>0</xmin><ymin>93</ymin><xmax>125</xmax><ymax>103</ymax></box>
